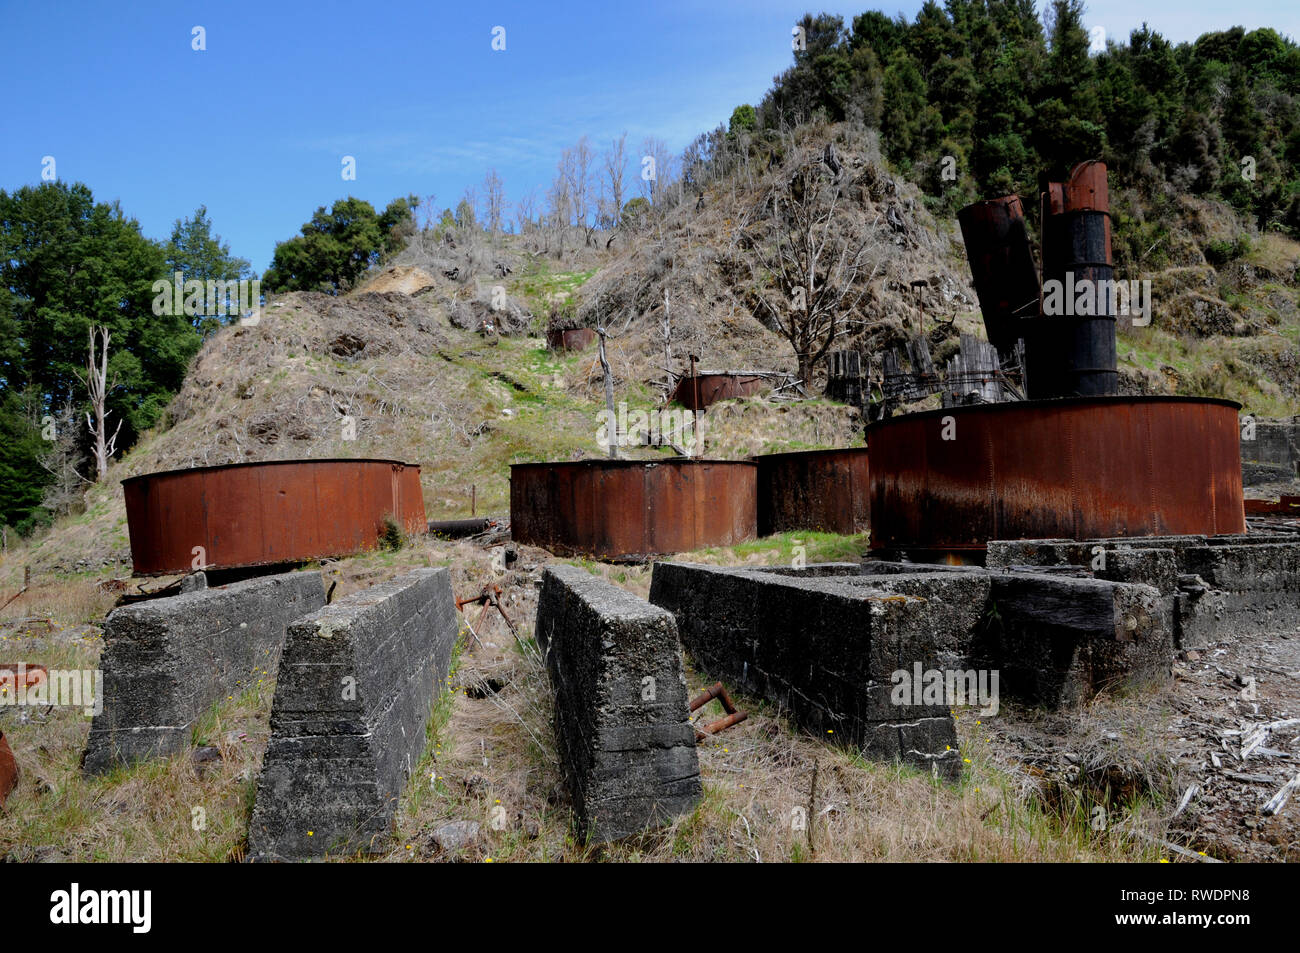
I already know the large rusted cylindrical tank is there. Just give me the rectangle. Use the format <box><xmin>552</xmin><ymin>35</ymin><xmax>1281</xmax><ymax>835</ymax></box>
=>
<box><xmin>672</xmin><ymin>374</ymin><xmax>769</xmax><ymax>411</ymax></box>
<box><xmin>754</xmin><ymin>448</ymin><xmax>869</xmax><ymax>536</ymax></box>
<box><xmin>509</xmin><ymin>459</ymin><xmax>756</xmax><ymax>560</ymax></box>
<box><xmin>867</xmin><ymin>397</ymin><xmax>1245</xmax><ymax>559</ymax></box>
<box><xmin>957</xmin><ymin>194</ymin><xmax>1040</xmax><ymax>356</ymax></box>
<box><xmin>123</xmin><ymin>459</ymin><xmax>426</xmax><ymax>575</ymax></box>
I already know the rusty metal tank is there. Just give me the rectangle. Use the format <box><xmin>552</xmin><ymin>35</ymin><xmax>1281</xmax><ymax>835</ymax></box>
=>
<box><xmin>546</xmin><ymin>328</ymin><xmax>596</xmax><ymax>351</ymax></box>
<box><xmin>672</xmin><ymin>373</ymin><xmax>769</xmax><ymax>411</ymax></box>
<box><xmin>867</xmin><ymin>397</ymin><xmax>1245</xmax><ymax>559</ymax></box>
<box><xmin>509</xmin><ymin>459</ymin><xmax>756</xmax><ymax>560</ymax></box>
<box><xmin>123</xmin><ymin>458</ymin><xmax>426</xmax><ymax>575</ymax></box>
<box><xmin>754</xmin><ymin>448</ymin><xmax>869</xmax><ymax>536</ymax></box>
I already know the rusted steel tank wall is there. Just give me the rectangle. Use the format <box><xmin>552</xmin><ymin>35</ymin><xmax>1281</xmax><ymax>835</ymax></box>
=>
<box><xmin>754</xmin><ymin>448</ymin><xmax>870</xmax><ymax>536</ymax></box>
<box><xmin>546</xmin><ymin>328</ymin><xmax>596</xmax><ymax>351</ymax></box>
<box><xmin>510</xmin><ymin>460</ymin><xmax>756</xmax><ymax>559</ymax></box>
<box><xmin>672</xmin><ymin>374</ymin><xmax>768</xmax><ymax>411</ymax></box>
<box><xmin>124</xmin><ymin>459</ymin><xmax>426</xmax><ymax>575</ymax></box>
<box><xmin>867</xmin><ymin>397</ymin><xmax>1245</xmax><ymax>555</ymax></box>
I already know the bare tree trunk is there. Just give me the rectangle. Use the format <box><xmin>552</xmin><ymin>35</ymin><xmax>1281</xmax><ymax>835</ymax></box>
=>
<box><xmin>596</xmin><ymin>326</ymin><xmax>617</xmax><ymax>459</ymax></box>
<box><xmin>662</xmin><ymin>290</ymin><xmax>673</xmax><ymax>399</ymax></box>
<box><xmin>80</xmin><ymin>325</ymin><xmax>122</xmax><ymax>481</ymax></box>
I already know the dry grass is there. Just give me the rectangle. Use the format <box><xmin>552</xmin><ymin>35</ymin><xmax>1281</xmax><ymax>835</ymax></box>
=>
<box><xmin>385</xmin><ymin>625</ymin><xmax>1162</xmax><ymax>863</ymax></box>
<box><xmin>0</xmin><ymin>532</ymin><xmax>1167</xmax><ymax>863</ymax></box>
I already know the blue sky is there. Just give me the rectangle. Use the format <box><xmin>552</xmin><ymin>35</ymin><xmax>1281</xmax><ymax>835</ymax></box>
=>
<box><xmin>3</xmin><ymin>1</ymin><xmax>1296</xmax><ymax>272</ymax></box>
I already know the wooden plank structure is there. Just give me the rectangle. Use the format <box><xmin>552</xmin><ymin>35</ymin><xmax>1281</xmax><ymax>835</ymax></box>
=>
<box><xmin>942</xmin><ymin>333</ymin><xmax>1025</xmax><ymax>407</ymax></box>
<box><xmin>825</xmin><ymin>349</ymin><xmax>866</xmax><ymax>406</ymax></box>
<box><xmin>875</xmin><ymin>333</ymin><xmax>1024</xmax><ymax>416</ymax></box>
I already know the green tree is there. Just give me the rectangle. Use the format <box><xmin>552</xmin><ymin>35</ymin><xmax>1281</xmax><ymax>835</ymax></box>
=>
<box><xmin>0</xmin><ymin>387</ymin><xmax>52</xmax><ymax>532</ymax></box>
<box><xmin>729</xmin><ymin>104</ymin><xmax>757</xmax><ymax>134</ymax></box>
<box><xmin>262</xmin><ymin>195</ymin><xmax>416</xmax><ymax>294</ymax></box>
<box><xmin>0</xmin><ymin>181</ymin><xmax>200</xmax><ymax>527</ymax></box>
<box><xmin>882</xmin><ymin>49</ymin><xmax>929</xmax><ymax>161</ymax></box>
<box><xmin>164</xmin><ymin>205</ymin><xmax>253</xmax><ymax>335</ymax></box>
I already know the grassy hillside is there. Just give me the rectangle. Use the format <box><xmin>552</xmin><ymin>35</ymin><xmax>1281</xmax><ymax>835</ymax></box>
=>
<box><xmin>3</xmin><ymin>120</ymin><xmax>1299</xmax><ymax>864</ymax></box>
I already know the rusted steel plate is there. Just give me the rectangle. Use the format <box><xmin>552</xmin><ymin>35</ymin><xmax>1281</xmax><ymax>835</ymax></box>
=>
<box><xmin>123</xmin><ymin>459</ymin><xmax>426</xmax><ymax>575</ymax></box>
<box><xmin>754</xmin><ymin>448</ymin><xmax>869</xmax><ymax>536</ymax></box>
<box><xmin>546</xmin><ymin>328</ymin><xmax>596</xmax><ymax>351</ymax></box>
<box><xmin>672</xmin><ymin>374</ymin><xmax>769</xmax><ymax>411</ymax></box>
<box><xmin>509</xmin><ymin>459</ymin><xmax>756</xmax><ymax>560</ymax></box>
<box><xmin>1244</xmin><ymin>496</ymin><xmax>1300</xmax><ymax>515</ymax></box>
<box><xmin>867</xmin><ymin>397</ymin><xmax>1245</xmax><ymax>556</ymax></box>
<box><xmin>0</xmin><ymin>731</ymin><xmax>15</xmax><ymax>809</ymax></box>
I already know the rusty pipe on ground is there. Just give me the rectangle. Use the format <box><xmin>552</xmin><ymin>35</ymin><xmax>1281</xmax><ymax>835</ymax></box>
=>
<box><xmin>689</xmin><ymin>681</ymin><xmax>748</xmax><ymax>740</ymax></box>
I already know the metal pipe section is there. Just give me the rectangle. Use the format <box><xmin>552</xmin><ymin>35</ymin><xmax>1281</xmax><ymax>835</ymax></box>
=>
<box><xmin>957</xmin><ymin>194</ymin><xmax>1040</xmax><ymax>357</ymax></box>
<box><xmin>1028</xmin><ymin>160</ymin><xmax>1118</xmax><ymax>398</ymax></box>
<box><xmin>960</xmin><ymin>161</ymin><xmax>1119</xmax><ymax>398</ymax></box>
<box><xmin>427</xmin><ymin>517</ymin><xmax>493</xmax><ymax>538</ymax></box>
<box><xmin>123</xmin><ymin>458</ymin><xmax>426</xmax><ymax>575</ymax></box>
<box><xmin>509</xmin><ymin>459</ymin><xmax>756</xmax><ymax>560</ymax></box>
<box><xmin>866</xmin><ymin>396</ymin><xmax>1245</xmax><ymax>557</ymax></box>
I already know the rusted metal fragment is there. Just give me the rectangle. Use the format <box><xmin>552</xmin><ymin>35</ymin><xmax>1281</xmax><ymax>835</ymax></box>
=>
<box><xmin>0</xmin><ymin>731</ymin><xmax>15</xmax><ymax>810</ymax></box>
<box><xmin>545</xmin><ymin>328</ymin><xmax>596</xmax><ymax>351</ymax></box>
<box><xmin>1244</xmin><ymin>496</ymin><xmax>1300</xmax><ymax>515</ymax></box>
<box><xmin>672</xmin><ymin>373</ymin><xmax>770</xmax><ymax>410</ymax></box>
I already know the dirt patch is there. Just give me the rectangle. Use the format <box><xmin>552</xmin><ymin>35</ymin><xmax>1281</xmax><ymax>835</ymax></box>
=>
<box><xmin>358</xmin><ymin>265</ymin><xmax>438</xmax><ymax>296</ymax></box>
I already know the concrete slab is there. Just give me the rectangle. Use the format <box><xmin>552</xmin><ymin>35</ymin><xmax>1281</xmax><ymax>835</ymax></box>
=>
<box><xmin>649</xmin><ymin>563</ymin><xmax>973</xmax><ymax>780</ymax></box>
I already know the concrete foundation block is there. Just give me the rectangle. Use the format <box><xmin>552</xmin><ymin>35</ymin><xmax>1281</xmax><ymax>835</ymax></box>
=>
<box><xmin>983</xmin><ymin>572</ymin><xmax>1172</xmax><ymax>708</ymax></box>
<box><xmin>1182</xmin><ymin>543</ymin><xmax>1300</xmax><ymax>637</ymax></box>
<box><xmin>83</xmin><ymin>570</ymin><xmax>326</xmax><ymax>775</ymax></box>
<box><xmin>247</xmin><ymin>568</ymin><xmax>458</xmax><ymax>860</ymax></box>
<box><xmin>537</xmin><ymin>564</ymin><xmax>701</xmax><ymax>843</ymax></box>
<box><xmin>649</xmin><ymin>563</ymin><xmax>973</xmax><ymax>780</ymax></box>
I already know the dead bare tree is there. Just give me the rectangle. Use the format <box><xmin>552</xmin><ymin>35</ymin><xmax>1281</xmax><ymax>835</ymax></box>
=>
<box><xmin>601</xmin><ymin>133</ymin><xmax>627</xmax><ymax>231</ymax></box>
<box><xmin>546</xmin><ymin>171</ymin><xmax>571</xmax><ymax>259</ymax></box>
<box><xmin>596</xmin><ymin>326</ymin><xmax>617</xmax><ymax>459</ymax></box>
<box><xmin>482</xmin><ymin>169</ymin><xmax>506</xmax><ymax>241</ymax></box>
<box><xmin>37</xmin><ymin>401</ymin><xmax>88</xmax><ymax>514</ymax></box>
<box><xmin>418</xmin><ymin>192</ymin><xmax>438</xmax><ymax>255</ymax></box>
<box><xmin>560</xmin><ymin>136</ymin><xmax>596</xmax><ymax>246</ymax></box>
<box><xmin>515</xmin><ymin>188</ymin><xmax>538</xmax><ymax>246</ymax></box>
<box><xmin>77</xmin><ymin>325</ymin><xmax>122</xmax><ymax>481</ymax></box>
<box><xmin>638</xmin><ymin>136</ymin><xmax>677</xmax><ymax>205</ymax></box>
<box><xmin>744</xmin><ymin>146</ymin><xmax>883</xmax><ymax>388</ymax></box>
<box><xmin>661</xmin><ymin>289</ymin><xmax>674</xmax><ymax>399</ymax></box>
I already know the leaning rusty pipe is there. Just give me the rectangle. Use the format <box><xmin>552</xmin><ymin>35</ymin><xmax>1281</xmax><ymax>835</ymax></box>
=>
<box><xmin>689</xmin><ymin>681</ymin><xmax>734</xmax><ymax>713</ymax></box>
<box><xmin>689</xmin><ymin>681</ymin><xmax>748</xmax><ymax>740</ymax></box>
